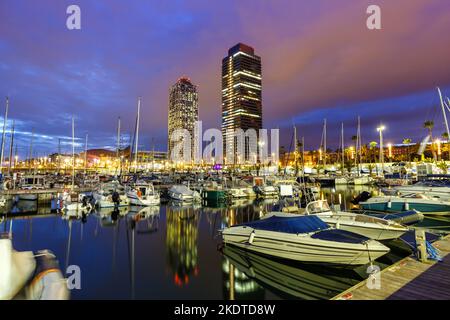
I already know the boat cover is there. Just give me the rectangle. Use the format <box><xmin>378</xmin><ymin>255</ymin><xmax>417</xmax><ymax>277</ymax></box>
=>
<box><xmin>311</xmin><ymin>229</ymin><xmax>370</xmax><ymax>244</ymax></box>
<box><xmin>237</xmin><ymin>216</ymin><xmax>329</xmax><ymax>234</ymax></box>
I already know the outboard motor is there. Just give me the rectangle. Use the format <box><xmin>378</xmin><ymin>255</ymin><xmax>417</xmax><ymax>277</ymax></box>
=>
<box><xmin>351</xmin><ymin>191</ymin><xmax>371</xmax><ymax>205</ymax></box>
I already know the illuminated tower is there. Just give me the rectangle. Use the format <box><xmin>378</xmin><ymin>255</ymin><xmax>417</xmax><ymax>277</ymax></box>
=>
<box><xmin>221</xmin><ymin>43</ymin><xmax>262</xmax><ymax>162</ymax></box>
<box><xmin>167</xmin><ymin>77</ymin><xmax>199</xmax><ymax>161</ymax></box>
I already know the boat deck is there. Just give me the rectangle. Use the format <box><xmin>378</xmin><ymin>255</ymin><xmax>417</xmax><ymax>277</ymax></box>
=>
<box><xmin>332</xmin><ymin>235</ymin><xmax>450</xmax><ymax>300</ymax></box>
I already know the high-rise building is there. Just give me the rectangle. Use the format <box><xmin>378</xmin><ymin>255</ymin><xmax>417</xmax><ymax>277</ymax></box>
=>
<box><xmin>222</xmin><ymin>43</ymin><xmax>262</xmax><ymax>163</ymax></box>
<box><xmin>168</xmin><ymin>77</ymin><xmax>199</xmax><ymax>161</ymax></box>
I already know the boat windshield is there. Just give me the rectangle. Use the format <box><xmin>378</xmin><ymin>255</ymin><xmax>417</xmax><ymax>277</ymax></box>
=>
<box><xmin>305</xmin><ymin>200</ymin><xmax>331</xmax><ymax>214</ymax></box>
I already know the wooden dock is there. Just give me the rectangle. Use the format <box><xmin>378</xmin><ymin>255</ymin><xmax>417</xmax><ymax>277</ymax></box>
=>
<box><xmin>332</xmin><ymin>235</ymin><xmax>450</xmax><ymax>300</ymax></box>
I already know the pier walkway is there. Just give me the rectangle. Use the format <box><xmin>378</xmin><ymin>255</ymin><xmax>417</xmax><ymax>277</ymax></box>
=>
<box><xmin>332</xmin><ymin>235</ymin><xmax>450</xmax><ymax>300</ymax></box>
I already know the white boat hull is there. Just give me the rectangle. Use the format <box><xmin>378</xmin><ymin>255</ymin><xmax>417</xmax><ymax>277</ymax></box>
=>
<box><xmin>222</xmin><ymin>227</ymin><xmax>389</xmax><ymax>265</ymax></box>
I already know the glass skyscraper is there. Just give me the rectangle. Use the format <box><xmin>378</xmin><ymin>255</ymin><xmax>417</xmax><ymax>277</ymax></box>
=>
<box><xmin>168</xmin><ymin>77</ymin><xmax>199</xmax><ymax>161</ymax></box>
<box><xmin>221</xmin><ymin>43</ymin><xmax>262</xmax><ymax>163</ymax></box>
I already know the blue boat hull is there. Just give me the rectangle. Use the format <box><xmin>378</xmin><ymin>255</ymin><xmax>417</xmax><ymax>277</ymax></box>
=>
<box><xmin>361</xmin><ymin>201</ymin><xmax>450</xmax><ymax>214</ymax></box>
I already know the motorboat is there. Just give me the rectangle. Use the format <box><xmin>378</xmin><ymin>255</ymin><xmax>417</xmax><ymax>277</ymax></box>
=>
<box><xmin>0</xmin><ymin>235</ymin><xmax>69</xmax><ymax>300</ymax></box>
<box><xmin>227</xmin><ymin>179</ymin><xmax>256</xmax><ymax>199</ymax></box>
<box><xmin>393</xmin><ymin>180</ymin><xmax>450</xmax><ymax>201</ymax></box>
<box><xmin>127</xmin><ymin>181</ymin><xmax>160</xmax><ymax>206</ymax></box>
<box><xmin>253</xmin><ymin>177</ymin><xmax>279</xmax><ymax>198</ymax></box>
<box><xmin>93</xmin><ymin>181</ymin><xmax>130</xmax><ymax>208</ymax></box>
<box><xmin>352</xmin><ymin>175</ymin><xmax>374</xmax><ymax>186</ymax></box>
<box><xmin>168</xmin><ymin>184</ymin><xmax>201</xmax><ymax>203</ymax></box>
<box><xmin>18</xmin><ymin>175</ymin><xmax>47</xmax><ymax>201</ymax></box>
<box><xmin>221</xmin><ymin>215</ymin><xmax>390</xmax><ymax>265</ymax></box>
<box><xmin>57</xmin><ymin>191</ymin><xmax>95</xmax><ymax>213</ymax></box>
<box><xmin>360</xmin><ymin>193</ymin><xmax>450</xmax><ymax>216</ymax></box>
<box><xmin>296</xmin><ymin>200</ymin><xmax>409</xmax><ymax>240</ymax></box>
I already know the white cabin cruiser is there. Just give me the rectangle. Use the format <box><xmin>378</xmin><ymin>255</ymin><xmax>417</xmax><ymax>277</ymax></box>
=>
<box><xmin>294</xmin><ymin>200</ymin><xmax>408</xmax><ymax>240</ymax></box>
<box><xmin>127</xmin><ymin>181</ymin><xmax>160</xmax><ymax>206</ymax></box>
<box><xmin>221</xmin><ymin>215</ymin><xmax>389</xmax><ymax>265</ymax></box>
<box><xmin>93</xmin><ymin>181</ymin><xmax>130</xmax><ymax>208</ymax></box>
<box><xmin>57</xmin><ymin>191</ymin><xmax>94</xmax><ymax>213</ymax></box>
<box><xmin>18</xmin><ymin>175</ymin><xmax>47</xmax><ymax>201</ymax></box>
<box><xmin>393</xmin><ymin>180</ymin><xmax>450</xmax><ymax>201</ymax></box>
<box><xmin>168</xmin><ymin>185</ymin><xmax>201</xmax><ymax>203</ymax></box>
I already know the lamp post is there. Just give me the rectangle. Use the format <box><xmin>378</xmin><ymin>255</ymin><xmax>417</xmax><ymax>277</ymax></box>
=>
<box><xmin>377</xmin><ymin>125</ymin><xmax>385</xmax><ymax>175</ymax></box>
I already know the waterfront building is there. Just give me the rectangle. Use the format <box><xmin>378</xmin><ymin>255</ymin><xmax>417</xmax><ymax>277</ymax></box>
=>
<box><xmin>167</xmin><ymin>77</ymin><xmax>199</xmax><ymax>162</ymax></box>
<box><xmin>222</xmin><ymin>43</ymin><xmax>262</xmax><ymax>163</ymax></box>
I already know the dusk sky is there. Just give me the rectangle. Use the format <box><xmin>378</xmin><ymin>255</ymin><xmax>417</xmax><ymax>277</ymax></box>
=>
<box><xmin>1</xmin><ymin>0</ymin><xmax>450</xmax><ymax>158</ymax></box>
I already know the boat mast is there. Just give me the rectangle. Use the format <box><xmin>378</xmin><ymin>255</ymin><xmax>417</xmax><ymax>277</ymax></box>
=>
<box><xmin>341</xmin><ymin>122</ymin><xmax>344</xmax><ymax>172</ymax></box>
<box><xmin>8</xmin><ymin>120</ymin><xmax>15</xmax><ymax>174</ymax></box>
<box><xmin>438</xmin><ymin>87</ymin><xmax>450</xmax><ymax>160</ymax></box>
<box><xmin>294</xmin><ymin>125</ymin><xmax>298</xmax><ymax>176</ymax></box>
<box><xmin>323</xmin><ymin>119</ymin><xmax>327</xmax><ymax>169</ymax></box>
<box><xmin>28</xmin><ymin>128</ymin><xmax>34</xmax><ymax>173</ymax></box>
<box><xmin>84</xmin><ymin>132</ymin><xmax>88</xmax><ymax>175</ymax></box>
<box><xmin>134</xmin><ymin>98</ymin><xmax>141</xmax><ymax>174</ymax></box>
<box><xmin>0</xmin><ymin>97</ymin><xmax>9</xmax><ymax>174</ymax></box>
<box><xmin>355</xmin><ymin>117</ymin><xmax>361</xmax><ymax>176</ymax></box>
<box><xmin>71</xmin><ymin>116</ymin><xmax>75</xmax><ymax>191</ymax></box>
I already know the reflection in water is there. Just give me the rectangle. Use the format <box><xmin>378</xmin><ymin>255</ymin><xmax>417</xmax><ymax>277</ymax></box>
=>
<box><xmin>1</xmin><ymin>184</ymin><xmax>449</xmax><ymax>300</ymax></box>
<box><xmin>126</xmin><ymin>206</ymin><xmax>160</xmax><ymax>299</ymax></box>
<box><xmin>222</xmin><ymin>258</ymin><xmax>265</xmax><ymax>300</ymax></box>
<box><xmin>166</xmin><ymin>205</ymin><xmax>200</xmax><ymax>287</ymax></box>
<box><xmin>222</xmin><ymin>245</ymin><xmax>362</xmax><ymax>300</ymax></box>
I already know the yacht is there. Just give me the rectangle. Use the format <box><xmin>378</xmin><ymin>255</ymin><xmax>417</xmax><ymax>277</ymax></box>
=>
<box><xmin>168</xmin><ymin>184</ymin><xmax>201</xmax><ymax>203</ymax></box>
<box><xmin>282</xmin><ymin>200</ymin><xmax>409</xmax><ymax>240</ymax></box>
<box><xmin>221</xmin><ymin>215</ymin><xmax>390</xmax><ymax>265</ymax></box>
<box><xmin>127</xmin><ymin>181</ymin><xmax>160</xmax><ymax>206</ymax></box>
<box><xmin>360</xmin><ymin>193</ymin><xmax>450</xmax><ymax>216</ymax></box>
<box><xmin>18</xmin><ymin>175</ymin><xmax>47</xmax><ymax>201</ymax></box>
<box><xmin>253</xmin><ymin>177</ymin><xmax>279</xmax><ymax>198</ymax></box>
<box><xmin>93</xmin><ymin>181</ymin><xmax>130</xmax><ymax>208</ymax></box>
<box><xmin>57</xmin><ymin>191</ymin><xmax>95</xmax><ymax>213</ymax></box>
<box><xmin>393</xmin><ymin>180</ymin><xmax>450</xmax><ymax>201</ymax></box>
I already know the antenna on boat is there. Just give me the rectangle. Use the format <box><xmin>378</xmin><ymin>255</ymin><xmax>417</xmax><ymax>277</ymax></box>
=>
<box><xmin>0</xmin><ymin>97</ymin><xmax>9</xmax><ymax>175</ymax></box>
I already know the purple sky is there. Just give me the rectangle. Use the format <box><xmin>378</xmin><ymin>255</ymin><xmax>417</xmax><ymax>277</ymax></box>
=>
<box><xmin>1</xmin><ymin>0</ymin><xmax>450</xmax><ymax>157</ymax></box>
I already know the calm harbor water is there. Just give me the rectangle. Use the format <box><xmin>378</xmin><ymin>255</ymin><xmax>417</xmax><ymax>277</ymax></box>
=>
<box><xmin>2</xmin><ymin>186</ymin><xmax>450</xmax><ymax>300</ymax></box>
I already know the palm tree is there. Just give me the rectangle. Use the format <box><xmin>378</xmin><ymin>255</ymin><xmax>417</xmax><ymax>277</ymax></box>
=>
<box><xmin>403</xmin><ymin>138</ymin><xmax>412</xmax><ymax>162</ymax></box>
<box><xmin>424</xmin><ymin>120</ymin><xmax>436</xmax><ymax>159</ymax></box>
<box><xmin>369</xmin><ymin>141</ymin><xmax>378</xmax><ymax>163</ymax></box>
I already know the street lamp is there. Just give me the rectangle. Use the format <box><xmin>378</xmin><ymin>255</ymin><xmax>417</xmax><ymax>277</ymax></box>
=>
<box><xmin>377</xmin><ymin>125</ymin><xmax>385</xmax><ymax>174</ymax></box>
<box><xmin>388</xmin><ymin>143</ymin><xmax>393</xmax><ymax>159</ymax></box>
